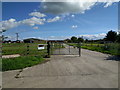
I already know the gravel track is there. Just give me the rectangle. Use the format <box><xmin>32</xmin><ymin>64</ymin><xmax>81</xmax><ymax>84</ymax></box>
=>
<box><xmin>2</xmin><ymin>44</ymin><xmax>118</xmax><ymax>88</ymax></box>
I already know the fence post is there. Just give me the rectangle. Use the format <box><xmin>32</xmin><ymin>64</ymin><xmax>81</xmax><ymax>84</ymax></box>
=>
<box><xmin>50</xmin><ymin>42</ymin><xmax>52</xmax><ymax>55</ymax></box>
<box><xmin>27</xmin><ymin>43</ymin><xmax>29</xmax><ymax>55</ymax></box>
<box><xmin>78</xmin><ymin>42</ymin><xmax>81</xmax><ymax>57</ymax></box>
<box><xmin>69</xmin><ymin>45</ymin><xmax>70</xmax><ymax>54</ymax></box>
<box><xmin>47</xmin><ymin>41</ymin><xmax>50</xmax><ymax>58</ymax></box>
<box><xmin>59</xmin><ymin>42</ymin><xmax>61</xmax><ymax>54</ymax></box>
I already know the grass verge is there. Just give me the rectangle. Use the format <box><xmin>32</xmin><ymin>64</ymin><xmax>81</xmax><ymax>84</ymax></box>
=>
<box><xmin>67</xmin><ymin>43</ymin><xmax>120</xmax><ymax>56</ymax></box>
<box><xmin>2</xmin><ymin>43</ymin><xmax>47</xmax><ymax>56</ymax></box>
<box><xmin>2</xmin><ymin>55</ymin><xmax>45</xmax><ymax>71</ymax></box>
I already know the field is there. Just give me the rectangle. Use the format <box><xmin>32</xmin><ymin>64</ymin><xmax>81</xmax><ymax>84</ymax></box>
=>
<box><xmin>2</xmin><ymin>43</ymin><xmax>48</xmax><ymax>71</ymax></box>
<box><xmin>2</xmin><ymin>42</ymin><xmax>65</xmax><ymax>71</ymax></box>
<box><xmin>2</xmin><ymin>55</ymin><xmax>45</xmax><ymax>71</ymax></box>
<box><xmin>68</xmin><ymin>43</ymin><xmax>120</xmax><ymax>56</ymax></box>
<box><xmin>2</xmin><ymin>43</ymin><xmax>47</xmax><ymax>56</ymax></box>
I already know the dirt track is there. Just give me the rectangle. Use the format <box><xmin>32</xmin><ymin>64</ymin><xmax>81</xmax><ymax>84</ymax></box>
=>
<box><xmin>2</xmin><ymin>45</ymin><xmax>119</xmax><ymax>88</ymax></box>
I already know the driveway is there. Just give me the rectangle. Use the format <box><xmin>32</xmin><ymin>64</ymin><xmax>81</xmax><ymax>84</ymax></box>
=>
<box><xmin>2</xmin><ymin>45</ymin><xmax>118</xmax><ymax>88</ymax></box>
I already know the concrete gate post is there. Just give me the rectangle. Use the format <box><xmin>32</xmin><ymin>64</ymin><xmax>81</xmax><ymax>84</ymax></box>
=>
<box><xmin>78</xmin><ymin>42</ymin><xmax>81</xmax><ymax>57</ymax></box>
<box><xmin>47</xmin><ymin>41</ymin><xmax>50</xmax><ymax>58</ymax></box>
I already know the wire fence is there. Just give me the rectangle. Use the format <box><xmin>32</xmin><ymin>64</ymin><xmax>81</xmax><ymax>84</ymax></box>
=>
<box><xmin>2</xmin><ymin>43</ymin><xmax>48</xmax><ymax>57</ymax></box>
<box><xmin>82</xmin><ymin>43</ymin><xmax>120</xmax><ymax>56</ymax></box>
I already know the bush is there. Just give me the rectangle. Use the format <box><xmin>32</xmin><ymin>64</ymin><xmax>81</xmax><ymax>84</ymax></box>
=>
<box><xmin>2</xmin><ymin>55</ymin><xmax>45</xmax><ymax>71</ymax></box>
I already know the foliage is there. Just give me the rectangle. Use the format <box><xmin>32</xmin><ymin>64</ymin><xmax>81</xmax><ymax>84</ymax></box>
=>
<box><xmin>116</xmin><ymin>34</ymin><xmax>120</xmax><ymax>43</ymax></box>
<box><xmin>71</xmin><ymin>36</ymin><xmax>78</xmax><ymax>43</ymax></box>
<box><xmin>65</xmin><ymin>39</ymin><xmax>71</xmax><ymax>43</ymax></box>
<box><xmin>2</xmin><ymin>43</ymin><xmax>47</xmax><ymax>56</ymax></box>
<box><xmin>83</xmin><ymin>43</ymin><xmax>120</xmax><ymax>56</ymax></box>
<box><xmin>68</xmin><ymin>43</ymin><xmax>120</xmax><ymax>56</ymax></box>
<box><xmin>2</xmin><ymin>55</ymin><xmax>45</xmax><ymax>71</ymax></box>
<box><xmin>105</xmin><ymin>30</ymin><xmax>117</xmax><ymax>42</ymax></box>
<box><xmin>78</xmin><ymin>37</ymin><xmax>84</xmax><ymax>42</ymax></box>
<box><xmin>66</xmin><ymin>36</ymin><xmax>84</xmax><ymax>43</ymax></box>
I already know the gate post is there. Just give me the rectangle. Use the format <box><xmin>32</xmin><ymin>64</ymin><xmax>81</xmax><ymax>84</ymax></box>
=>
<box><xmin>27</xmin><ymin>43</ymin><xmax>29</xmax><ymax>55</ymax></box>
<box><xmin>50</xmin><ymin>42</ymin><xmax>52</xmax><ymax>55</ymax></box>
<box><xmin>47</xmin><ymin>41</ymin><xmax>50</xmax><ymax>58</ymax></box>
<box><xmin>59</xmin><ymin>42</ymin><xmax>60</xmax><ymax>54</ymax></box>
<box><xmin>69</xmin><ymin>45</ymin><xmax>70</xmax><ymax>54</ymax></box>
<box><xmin>78</xmin><ymin>42</ymin><xmax>81</xmax><ymax>57</ymax></box>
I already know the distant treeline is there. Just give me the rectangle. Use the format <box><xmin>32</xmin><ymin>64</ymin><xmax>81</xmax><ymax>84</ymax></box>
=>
<box><xmin>65</xmin><ymin>30</ymin><xmax>120</xmax><ymax>43</ymax></box>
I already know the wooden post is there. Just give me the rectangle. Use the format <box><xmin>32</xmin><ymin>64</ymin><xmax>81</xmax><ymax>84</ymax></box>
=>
<box><xmin>27</xmin><ymin>44</ymin><xmax>29</xmax><ymax>55</ymax></box>
<box><xmin>47</xmin><ymin>41</ymin><xmax>50</xmax><ymax>57</ymax></box>
<box><xmin>78</xmin><ymin>42</ymin><xmax>81</xmax><ymax>57</ymax></box>
<box><xmin>59</xmin><ymin>42</ymin><xmax>60</xmax><ymax>54</ymax></box>
<box><xmin>69</xmin><ymin>45</ymin><xmax>70</xmax><ymax>54</ymax></box>
<box><xmin>50</xmin><ymin>42</ymin><xmax>52</xmax><ymax>55</ymax></box>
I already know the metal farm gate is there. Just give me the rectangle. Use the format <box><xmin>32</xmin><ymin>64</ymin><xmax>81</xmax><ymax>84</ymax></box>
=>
<box><xmin>49</xmin><ymin>41</ymin><xmax>81</xmax><ymax>56</ymax></box>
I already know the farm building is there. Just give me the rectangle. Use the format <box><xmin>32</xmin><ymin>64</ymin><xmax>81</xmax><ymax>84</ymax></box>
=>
<box><xmin>48</xmin><ymin>40</ymin><xmax>65</xmax><ymax>43</ymax></box>
<box><xmin>23</xmin><ymin>38</ymin><xmax>46</xmax><ymax>43</ymax></box>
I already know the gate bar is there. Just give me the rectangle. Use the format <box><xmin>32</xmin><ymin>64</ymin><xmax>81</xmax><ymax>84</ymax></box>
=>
<box><xmin>69</xmin><ymin>45</ymin><xmax>70</xmax><ymax>54</ymax></box>
<box><xmin>79</xmin><ymin>42</ymin><xmax>81</xmax><ymax>57</ymax></box>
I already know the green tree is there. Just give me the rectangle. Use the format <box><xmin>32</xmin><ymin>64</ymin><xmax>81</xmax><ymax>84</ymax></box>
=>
<box><xmin>71</xmin><ymin>36</ymin><xmax>78</xmax><ymax>43</ymax></box>
<box><xmin>85</xmin><ymin>39</ymin><xmax>88</xmax><ymax>43</ymax></box>
<box><xmin>78</xmin><ymin>37</ymin><xmax>84</xmax><ymax>43</ymax></box>
<box><xmin>0</xmin><ymin>35</ymin><xmax>8</xmax><ymax>41</ymax></box>
<box><xmin>116</xmin><ymin>34</ymin><xmax>120</xmax><ymax>43</ymax></box>
<box><xmin>65</xmin><ymin>39</ymin><xmax>71</xmax><ymax>43</ymax></box>
<box><xmin>105</xmin><ymin>30</ymin><xmax>117</xmax><ymax>42</ymax></box>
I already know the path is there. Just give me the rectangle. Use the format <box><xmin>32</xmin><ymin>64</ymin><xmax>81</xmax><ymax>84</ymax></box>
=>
<box><xmin>2</xmin><ymin>54</ymin><xmax>20</xmax><ymax>58</ymax></box>
<box><xmin>2</xmin><ymin>45</ymin><xmax>118</xmax><ymax>88</ymax></box>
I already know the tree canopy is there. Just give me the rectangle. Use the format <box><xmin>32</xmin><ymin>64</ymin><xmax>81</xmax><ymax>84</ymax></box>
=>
<box><xmin>105</xmin><ymin>30</ymin><xmax>117</xmax><ymax>42</ymax></box>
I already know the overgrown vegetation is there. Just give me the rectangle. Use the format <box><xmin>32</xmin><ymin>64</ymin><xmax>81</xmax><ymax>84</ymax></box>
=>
<box><xmin>65</xmin><ymin>30</ymin><xmax>120</xmax><ymax>43</ymax></box>
<box><xmin>2</xmin><ymin>42</ymin><xmax>66</xmax><ymax>71</ymax></box>
<box><xmin>82</xmin><ymin>43</ymin><xmax>120</xmax><ymax>55</ymax></box>
<box><xmin>2</xmin><ymin>55</ymin><xmax>45</xmax><ymax>71</ymax></box>
<box><xmin>2</xmin><ymin>43</ymin><xmax>48</xmax><ymax>71</ymax></box>
<box><xmin>66</xmin><ymin>30</ymin><xmax>120</xmax><ymax>56</ymax></box>
<box><xmin>68</xmin><ymin>43</ymin><xmax>120</xmax><ymax>56</ymax></box>
<box><xmin>2</xmin><ymin>43</ymin><xmax>47</xmax><ymax>56</ymax></box>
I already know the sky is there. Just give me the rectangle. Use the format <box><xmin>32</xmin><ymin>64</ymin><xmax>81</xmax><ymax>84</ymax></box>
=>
<box><xmin>1</xmin><ymin>1</ymin><xmax>118</xmax><ymax>40</ymax></box>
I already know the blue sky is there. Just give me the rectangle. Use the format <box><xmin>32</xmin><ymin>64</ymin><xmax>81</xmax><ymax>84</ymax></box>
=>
<box><xmin>2</xmin><ymin>2</ymin><xmax>118</xmax><ymax>40</ymax></box>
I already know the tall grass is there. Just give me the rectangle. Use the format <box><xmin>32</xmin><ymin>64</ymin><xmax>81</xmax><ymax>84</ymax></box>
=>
<box><xmin>2</xmin><ymin>43</ymin><xmax>48</xmax><ymax>71</ymax></box>
<box><xmin>2</xmin><ymin>55</ymin><xmax>45</xmax><ymax>71</ymax></box>
<box><xmin>2</xmin><ymin>43</ymin><xmax>47</xmax><ymax>56</ymax></box>
<box><xmin>68</xmin><ymin>43</ymin><xmax>120</xmax><ymax>56</ymax></box>
<box><xmin>82</xmin><ymin>43</ymin><xmax>120</xmax><ymax>56</ymax></box>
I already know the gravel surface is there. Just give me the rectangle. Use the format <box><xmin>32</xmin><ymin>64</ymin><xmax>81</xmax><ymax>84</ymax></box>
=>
<box><xmin>2</xmin><ymin>44</ymin><xmax>118</xmax><ymax>88</ymax></box>
<box><xmin>2</xmin><ymin>54</ymin><xmax>20</xmax><ymax>58</ymax></box>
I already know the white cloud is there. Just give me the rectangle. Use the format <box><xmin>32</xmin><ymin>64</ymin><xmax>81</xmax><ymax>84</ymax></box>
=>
<box><xmin>1</xmin><ymin>0</ymin><xmax>118</xmax><ymax>32</ymax></box>
<box><xmin>40</xmin><ymin>33</ymin><xmax>106</xmax><ymax>40</ymax></box>
<box><xmin>72</xmin><ymin>25</ymin><xmax>78</xmax><ymax>29</ymax></box>
<box><xmin>71</xmin><ymin>15</ymin><xmax>75</xmax><ymax>18</ymax></box>
<box><xmin>41</xmin><ymin>2</ymin><xmax>96</xmax><ymax>15</ymax></box>
<box><xmin>21</xmin><ymin>17</ymin><xmax>45</xmax><ymax>26</ymax></box>
<box><xmin>41</xmin><ymin>0</ymin><xmax>119</xmax><ymax>15</ymax></box>
<box><xmin>1</xmin><ymin>17</ymin><xmax>46</xmax><ymax>31</ymax></box>
<box><xmin>33</xmin><ymin>26</ymin><xmax>39</xmax><ymax>29</ymax></box>
<box><xmin>9</xmin><ymin>18</ymin><xmax>16</xmax><ymax>22</ymax></box>
<box><xmin>48</xmin><ymin>36</ymin><xmax>69</xmax><ymax>40</ymax></box>
<box><xmin>1</xmin><ymin>18</ymin><xmax>20</xmax><ymax>31</ymax></box>
<box><xmin>79</xmin><ymin>33</ymin><xmax>106</xmax><ymax>40</ymax></box>
<box><xmin>29</xmin><ymin>12</ymin><xmax>46</xmax><ymax>18</ymax></box>
<box><xmin>1</xmin><ymin>13</ymin><xmax>61</xmax><ymax>31</ymax></box>
<box><xmin>42</xmin><ymin>0</ymin><xmax>119</xmax><ymax>2</ymax></box>
<box><xmin>47</xmin><ymin>16</ymin><xmax>61</xmax><ymax>23</ymax></box>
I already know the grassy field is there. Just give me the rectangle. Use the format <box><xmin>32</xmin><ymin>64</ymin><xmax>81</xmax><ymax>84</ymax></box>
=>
<box><xmin>68</xmin><ymin>43</ymin><xmax>120</xmax><ymax>56</ymax></box>
<box><xmin>2</xmin><ymin>43</ymin><xmax>48</xmax><ymax>71</ymax></box>
<box><xmin>2</xmin><ymin>43</ymin><xmax>47</xmax><ymax>56</ymax></box>
<box><xmin>2</xmin><ymin>42</ymin><xmax>65</xmax><ymax>71</ymax></box>
<box><xmin>2</xmin><ymin>55</ymin><xmax>45</xmax><ymax>71</ymax></box>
